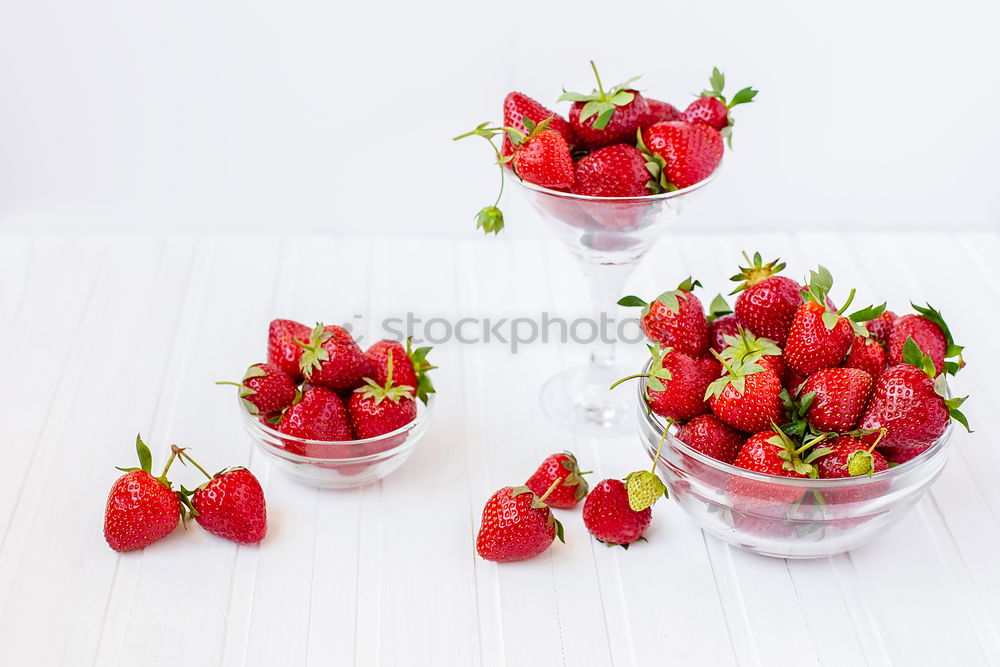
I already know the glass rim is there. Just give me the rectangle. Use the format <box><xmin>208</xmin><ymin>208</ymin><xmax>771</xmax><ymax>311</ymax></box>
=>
<box><xmin>510</xmin><ymin>165</ymin><xmax>718</xmax><ymax>202</ymax></box>
<box><xmin>238</xmin><ymin>391</ymin><xmax>434</xmax><ymax>447</ymax></box>
<box><xmin>637</xmin><ymin>358</ymin><xmax>952</xmax><ymax>488</ymax></box>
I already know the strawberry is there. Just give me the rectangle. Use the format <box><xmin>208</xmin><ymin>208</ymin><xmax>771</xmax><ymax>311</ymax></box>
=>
<box><xmin>865</xmin><ymin>310</ymin><xmax>897</xmax><ymax>345</ymax></box>
<box><xmin>348</xmin><ymin>354</ymin><xmax>417</xmax><ymax>439</ymax></box>
<box><xmin>219</xmin><ymin>362</ymin><xmax>297</xmax><ymax>417</ymax></box>
<box><xmin>815</xmin><ymin>435</ymin><xmax>888</xmax><ymax>479</ymax></box>
<box><xmin>676</xmin><ymin>413</ymin><xmax>746</xmax><ymax>464</ymax></box>
<box><xmin>365</xmin><ymin>339</ymin><xmax>436</xmax><ymax>405</ymax></box>
<box><xmin>571</xmin><ymin>144</ymin><xmax>652</xmax><ymax>197</ymax></box>
<box><xmin>706</xmin><ymin>294</ymin><xmax>738</xmax><ymax>353</ymax></box>
<box><xmin>500</xmin><ymin>91</ymin><xmax>575</xmax><ymax>161</ymax></box>
<box><xmin>842</xmin><ymin>335</ymin><xmax>886</xmax><ymax>380</ymax></box>
<box><xmin>784</xmin><ymin>367</ymin><xmax>810</xmax><ymax>396</ymax></box>
<box><xmin>728</xmin><ymin>430</ymin><xmax>826</xmax><ymax>507</ymax></box>
<box><xmin>509</xmin><ymin>126</ymin><xmax>574</xmax><ymax>189</ymax></box>
<box><xmin>858</xmin><ymin>340</ymin><xmax>970</xmax><ymax>455</ymax></box>
<box><xmin>582</xmin><ymin>479</ymin><xmax>652</xmax><ymax>547</ymax></box>
<box><xmin>278</xmin><ymin>386</ymin><xmax>353</xmax><ymax>443</ymax></box>
<box><xmin>476</xmin><ymin>481</ymin><xmax>565</xmax><ymax>562</ymax></box>
<box><xmin>718</xmin><ymin>327</ymin><xmax>786</xmax><ymax>384</ymax></box>
<box><xmin>887</xmin><ymin>304</ymin><xmax>963</xmax><ymax>376</ymax></box>
<box><xmin>643</xmin><ymin>98</ymin><xmax>681</xmax><ymax>126</ymax></box>
<box><xmin>104</xmin><ymin>436</ymin><xmax>181</xmax><ymax>552</ymax></box>
<box><xmin>526</xmin><ymin>452</ymin><xmax>590</xmax><ymax>509</ymax></box>
<box><xmin>267</xmin><ymin>318</ymin><xmax>311</xmax><ymax>381</ymax></box>
<box><xmin>559</xmin><ymin>61</ymin><xmax>649</xmax><ymax>149</ymax></box>
<box><xmin>729</xmin><ymin>253</ymin><xmax>803</xmax><ymax>345</ymax></box>
<box><xmin>613</xmin><ymin>345</ymin><xmax>713</xmax><ymax>421</ymax></box>
<box><xmin>679</xmin><ymin>67</ymin><xmax>757</xmax><ymax>145</ymax></box>
<box><xmin>298</xmin><ymin>323</ymin><xmax>372</xmax><ymax>390</ymax></box>
<box><xmin>797</xmin><ymin>367</ymin><xmax>873</xmax><ymax>433</ymax></box>
<box><xmin>706</xmin><ymin>354</ymin><xmax>788</xmax><ymax>433</ymax></box>
<box><xmin>618</xmin><ymin>277</ymin><xmax>708</xmax><ymax>357</ymax></box>
<box><xmin>784</xmin><ymin>266</ymin><xmax>885</xmax><ymax>376</ymax></box>
<box><xmin>640</xmin><ymin>121</ymin><xmax>723</xmax><ymax>190</ymax></box>
<box><xmin>178</xmin><ymin>448</ymin><xmax>267</xmax><ymax>544</ymax></box>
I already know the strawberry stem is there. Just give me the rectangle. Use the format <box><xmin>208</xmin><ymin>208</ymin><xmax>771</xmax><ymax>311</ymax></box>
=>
<box><xmin>650</xmin><ymin>420</ymin><xmax>673</xmax><ymax>474</ymax></box>
<box><xmin>215</xmin><ymin>381</ymin><xmax>242</xmax><ymax>388</ymax></box>
<box><xmin>159</xmin><ymin>447</ymin><xmax>180</xmax><ymax>481</ymax></box>
<box><xmin>608</xmin><ymin>373</ymin><xmax>650</xmax><ymax>391</ymax></box>
<box><xmin>590</xmin><ymin>60</ymin><xmax>607</xmax><ymax>99</ymax></box>
<box><xmin>836</xmin><ymin>289</ymin><xmax>856</xmax><ymax>315</ymax></box>
<box><xmin>710</xmin><ymin>348</ymin><xmax>739</xmax><ymax>376</ymax></box>
<box><xmin>866</xmin><ymin>427</ymin><xmax>887</xmax><ymax>453</ymax></box>
<box><xmin>173</xmin><ymin>445</ymin><xmax>213</xmax><ymax>481</ymax></box>
<box><xmin>537</xmin><ymin>476</ymin><xmax>565</xmax><ymax>504</ymax></box>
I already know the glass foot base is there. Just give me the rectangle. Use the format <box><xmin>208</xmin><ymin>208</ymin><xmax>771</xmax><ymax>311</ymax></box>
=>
<box><xmin>540</xmin><ymin>364</ymin><xmax>635</xmax><ymax>437</ymax></box>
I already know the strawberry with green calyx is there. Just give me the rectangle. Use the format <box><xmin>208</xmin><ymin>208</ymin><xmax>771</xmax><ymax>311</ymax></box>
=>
<box><xmin>865</xmin><ymin>310</ymin><xmax>897</xmax><ymax>345</ymax></box>
<box><xmin>795</xmin><ymin>367</ymin><xmax>874</xmax><ymax>433</ymax></box>
<box><xmin>707</xmin><ymin>294</ymin><xmax>740</xmax><ymax>354</ymax></box>
<box><xmin>815</xmin><ymin>430</ymin><xmax>889</xmax><ymax>479</ymax></box>
<box><xmin>858</xmin><ymin>338</ymin><xmax>971</xmax><ymax>455</ymax></box>
<box><xmin>348</xmin><ymin>352</ymin><xmax>418</xmax><ymax>439</ymax></box>
<box><xmin>500</xmin><ymin>91</ymin><xmax>576</xmax><ymax>160</ymax></box>
<box><xmin>582</xmin><ymin>478</ymin><xmax>652</xmax><ymax>548</ymax></box>
<box><xmin>268</xmin><ymin>318</ymin><xmax>311</xmax><ymax>381</ymax></box>
<box><xmin>559</xmin><ymin>61</ymin><xmax>649</xmax><ymax>149</ymax></box>
<box><xmin>729</xmin><ymin>252</ymin><xmax>803</xmax><ymax>345</ymax></box>
<box><xmin>610</xmin><ymin>344</ymin><xmax>713</xmax><ymax>421</ymax></box>
<box><xmin>296</xmin><ymin>323</ymin><xmax>372</xmax><ymax>390</ymax></box>
<box><xmin>365</xmin><ymin>338</ymin><xmax>436</xmax><ymax>405</ymax></box>
<box><xmin>476</xmin><ymin>477</ymin><xmax>566</xmax><ymax>563</ymax></box>
<box><xmin>676</xmin><ymin>414</ymin><xmax>746</xmax><ymax>464</ymax></box>
<box><xmin>718</xmin><ymin>328</ymin><xmax>786</xmax><ymax>382</ymax></box>
<box><xmin>571</xmin><ymin>143</ymin><xmax>652</xmax><ymax>197</ymax></box>
<box><xmin>639</xmin><ymin>121</ymin><xmax>723</xmax><ymax>191</ymax></box>
<box><xmin>888</xmin><ymin>303</ymin><xmax>964</xmax><ymax>376</ymax></box>
<box><xmin>842</xmin><ymin>335</ymin><xmax>887</xmax><ymax>380</ymax></box>
<box><xmin>618</xmin><ymin>277</ymin><xmax>709</xmax><ymax>357</ymax></box>
<box><xmin>679</xmin><ymin>67</ymin><xmax>758</xmax><ymax>146</ymax></box>
<box><xmin>104</xmin><ymin>435</ymin><xmax>182</xmax><ymax>552</ymax></box>
<box><xmin>217</xmin><ymin>362</ymin><xmax>298</xmax><ymax>417</ymax></box>
<box><xmin>783</xmin><ymin>265</ymin><xmax>885</xmax><ymax>376</ymax></box>
<box><xmin>705</xmin><ymin>349</ymin><xmax>788</xmax><ymax>433</ymax></box>
<box><xmin>278</xmin><ymin>386</ymin><xmax>353</xmax><ymax>444</ymax></box>
<box><xmin>526</xmin><ymin>452</ymin><xmax>591</xmax><ymax>509</ymax></box>
<box><xmin>625</xmin><ymin>425</ymin><xmax>671</xmax><ymax>512</ymax></box>
<box><xmin>174</xmin><ymin>447</ymin><xmax>267</xmax><ymax>544</ymax></box>
<box><xmin>734</xmin><ymin>428</ymin><xmax>832</xmax><ymax>480</ymax></box>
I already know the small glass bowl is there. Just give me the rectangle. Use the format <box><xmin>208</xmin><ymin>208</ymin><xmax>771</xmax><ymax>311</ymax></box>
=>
<box><xmin>634</xmin><ymin>363</ymin><xmax>952</xmax><ymax>558</ymax></box>
<box><xmin>237</xmin><ymin>395</ymin><xmax>434</xmax><ymax>489</ymax></box>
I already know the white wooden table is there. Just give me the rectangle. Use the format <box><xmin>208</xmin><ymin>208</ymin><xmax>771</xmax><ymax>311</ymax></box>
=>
<box><xmin>0</xmin><ymin>230</ymin><xmax>995</xmax><ymax>666</ymax></box>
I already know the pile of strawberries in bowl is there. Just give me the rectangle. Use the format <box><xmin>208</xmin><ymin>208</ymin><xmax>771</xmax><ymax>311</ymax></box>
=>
<box><xmin>617</xmin><ymin>253</ymin><xmax>969</xmax><ymax>557</ymax></box>
<box><xmin>456</xmin><ymin>63</ymin><xmax>756</xmax><ymax>234</ymax></box>
<box><xmin>224</xmin><ymin>319</ymin><xmax>436</xmax><ymax>489</ymax></box>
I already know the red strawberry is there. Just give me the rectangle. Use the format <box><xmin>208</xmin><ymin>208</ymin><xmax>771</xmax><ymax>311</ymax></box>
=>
<box><xmin>784</xmin><ymin>367</ymin><xmax>810</xmax><ymax>396</ymax></box>
<box><xmin>476</xmin><ymin>483</ymin><xmax>565</xmax><ymax>562</ymax></box>
<box><xmin>865</xmin><ymin>310</ymin><xmax>896</xmax><ymax>344</ymax></box>
<box><xmin>500</xmin><ymin>91</ymin><xmax>575</xmax><ymax>161</ymax></box>
<box><xmin>278</xmin><ymin>386</ymin><xmax>353</xmax><ymax>443</ymax></box>
<box><xmin>887</xmin><ymin>304</ymin><xmax>963</xmax><ymax>376</ymax></box>
<box><xmin>559</xmin><ymin>62</ymin><xmax>649</xmax><ymax>149</ymax></box>
<box><xmin>643</xmin><ymin>98</ymin><xmax>681</xmax><ymax>125</ymax></box>
<box><xmin>220</xmin><ymin>362</ymin><xmax>297</xmax><ymax>417</ymax></box>
<box><xmin>706</xmin><ymin>357</ymin><xmax>788</xmax><ymax>434</ymax></box>
<box><xmin>267</xmin><ymin>319</ymin><xmax>311</xmax><ymax>381</ymax></box>
<box><xmin>718</xmin><ymin>327</ymin><xmax>786</xmax><ymax>384</ymax></box>
<box><xmin>571</xmin><ymin>144</ymin><xmax>652</xmax><ymax>197</ymax></box>
<box><xmin>103</xmin><ymin>436</ymin><xmax>181</xmax><ymax>552</ymax></box>
<box><xmin>676</xmin><ymin>414</ymin><xmax>746</xmax><ymax>464</ymax></box>
<box><xmin>620</xmin><ymin>346</ymin><xmax>713</xmax><ymax>421</ymax></box>
<box><xmin>708</xmin><ymin>314</ymin><xmax>739</xmax><ymax>353</ymax></box>
<box><xmin>858</xmin><ymin>343</ymin><xmax>969</xmax><ymax>455</ymax></box>
<box><xmin>365</xmin><ymin>339</ymin><xmax>436</xmax><ymax>405</ymax></box>
<box><xmin>728</xmin><ymin>430</ymin><xmax>821</xmax><ymax>506</ymax></box>
<box><xmin>298</xmin><ymin>323</ymin><xmax>372</xmax><ymax>390</ymax></box>
<box><xmin>678</xmin><ymin>68</ymin><xmax>757</xmax><ymax>143</ymax></box>
<box><xmin>784</xmin><ymin>266</ymin><xmax>883</xmax><ymax>376</ymax></box>
<box><xmin>348</xmin><ymin>356</ymin><xmax>417</xmax><ymax>439</ymax></box>
<box><xmin>815</xmin><ymin>435</ymin><xmax>888</xmax><ymax>479</ymax></box>
<box><xmin>619</xmin><ymin>277</ymin><xmax>708</xmax><ymax>357</ymax></box>
<box><xmin>640</xmin><ymin>121</ymin><xmax>723</xmax><ymax>190</ymax></box>
<box><xmin>511</xmin><ymin>128</ymin><xmax>574</xmax><ymax>189</ymax></box>
<box><xmin>183</xmin><ymin>456</ymin><xmax>267</xmax><ymax>544</ymax></box>
<box><xmin>798</xmin><ymin>367</ymin><xmax>873</xmax><ymax>433</ymax></box>
<box><xmin>729</xmin><ymin>253</ymin><xmax>803</xmax><ymax>345</ymax></box>
<box><xmin>842</xmin><ymin>335</ymin><xmax>886</xmax><ymax>380</ymax></box>
<box><xmin>582</xmin><ymin>479</ymin><xmax>652</xmax><ymax>547</ymax></box>
<box><xmin>525</xmin><ymin>452</ymin><xmax>590</xmax><ymax>509</ymax></box>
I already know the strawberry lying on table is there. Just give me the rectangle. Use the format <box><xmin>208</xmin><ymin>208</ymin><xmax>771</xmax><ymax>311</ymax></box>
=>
<box><xmin>454</xmin><ymin>63</ymin><xmax>757</xmax><ymax>234</ymax></box>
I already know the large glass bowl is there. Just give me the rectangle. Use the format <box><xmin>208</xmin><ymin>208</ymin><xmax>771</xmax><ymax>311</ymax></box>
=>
<box><xmin>634</xmin><ymin>363</ymin><xmax>952</xmax><ymax>558</ymax></box>
<box><xmin>236</xmin><ymin>395</ymin><xmax>434</xmax><ymax>489</ymax></box>
<box><xmin>511</xmin><ymin>170</ymin><xmax>716</xmax><ymax>437</ymax></box>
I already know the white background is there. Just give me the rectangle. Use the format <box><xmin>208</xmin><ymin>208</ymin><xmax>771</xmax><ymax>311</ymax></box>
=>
<box><xmin>1</xmin><ymin>0</ymin><xmax>998</xmax><ymax>236</ymax></box>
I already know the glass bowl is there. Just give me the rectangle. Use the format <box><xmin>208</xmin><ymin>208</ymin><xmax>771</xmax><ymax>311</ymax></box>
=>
<box><xmin>634</xmin><ymin>362</ymin><xmax>952</xmax><ymax>558</ymax></box>
<box><xmin>236</xmin><ymin>395</ymin><xmax>434</xmax><ymax>489</ymax></box>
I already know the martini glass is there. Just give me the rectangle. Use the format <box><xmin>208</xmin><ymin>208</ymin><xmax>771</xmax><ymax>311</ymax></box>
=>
<box><xmin>512</xmin><ymin>171</ymin><xmax>716</xmax><ymax>436</ymax></box>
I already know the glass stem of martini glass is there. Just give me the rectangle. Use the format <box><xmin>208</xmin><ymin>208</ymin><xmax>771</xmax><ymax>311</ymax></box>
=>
<box><xmin>578</xmin><ymin>259</ymin><xmax>637</xmax><ymax>371</ymax></box>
